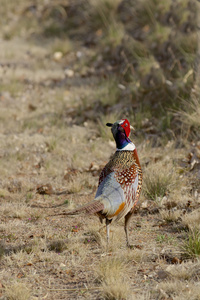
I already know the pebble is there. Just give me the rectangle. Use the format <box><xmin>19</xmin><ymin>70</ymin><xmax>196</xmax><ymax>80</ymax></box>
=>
<box><xmin>65</xmin><ymin>68</ymin><xmax>74</xmax><ymax>77</ymax></box>
<box><xmin>53</xmin><ymin>51</ymin><xmax>63</xmax><ymax>61</ymax></box>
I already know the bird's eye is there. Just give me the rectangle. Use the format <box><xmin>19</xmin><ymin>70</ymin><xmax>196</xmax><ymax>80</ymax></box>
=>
<box><xmin>124</xmin><ymin>123</ymin><xmax>128</xmax><ymax>127</ymax></box>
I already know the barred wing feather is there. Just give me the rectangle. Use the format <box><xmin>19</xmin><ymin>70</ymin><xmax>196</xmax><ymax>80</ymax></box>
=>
<box><xmin>95</xmin><ymin>164</ymin><xmax>139</xmax><ymax>221</ymax></box>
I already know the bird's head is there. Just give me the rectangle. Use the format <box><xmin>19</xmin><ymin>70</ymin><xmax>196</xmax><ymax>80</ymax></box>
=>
<box><xmin>106</xmin><ymin>119</ymin><xmax>134</xmax><ymax>139</ymax></box>
<box><xmin>106</xmin><ymin>119</ymin><xmax>134</xmax><ymax>149</ymax></box>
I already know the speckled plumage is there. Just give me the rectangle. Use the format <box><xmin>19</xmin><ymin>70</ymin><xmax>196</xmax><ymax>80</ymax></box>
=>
<box><xmin>65</xmin><ymin>119</ymin><xmax>142</xmax><ymax>247</ymax></box>
<box><xmin>96</xmin><ymin>150</ymin><xmax>142</xmax><ymax>222</ymax></box>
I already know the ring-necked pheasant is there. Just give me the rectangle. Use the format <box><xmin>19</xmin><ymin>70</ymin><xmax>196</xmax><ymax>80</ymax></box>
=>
<box><xmin>66</xmin><ymin>119</ymin><xmax>142</xmax><ymax>247</ymax></box>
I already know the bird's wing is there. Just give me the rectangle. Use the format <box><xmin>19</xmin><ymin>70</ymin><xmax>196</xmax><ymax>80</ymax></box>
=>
<box><xmin>98</xmin><ymin>165</ymin><xmax>112</xmax><ymax>186</ymax></box>
<box><xmin>95</xmin><ymin>164</ymin><xmax>139</xmax><ymax>220</ymax></box>
<box><xmin>114</xmin><ymin>165</ymin><xmax>139</xmax><ymax>220</ymax></box>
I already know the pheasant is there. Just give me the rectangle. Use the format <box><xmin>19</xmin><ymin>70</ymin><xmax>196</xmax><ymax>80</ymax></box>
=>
<box><xmin>66</xmin><ymin>119</ymin><xmax>142</xmax><ymax>247</ymax></box>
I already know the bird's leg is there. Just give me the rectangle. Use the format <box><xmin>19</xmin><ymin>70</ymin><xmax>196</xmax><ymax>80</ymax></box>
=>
<box><xmin>106</xmin><ymin>218</ymin><xmax>112</xmax><ymax>250</ymax></box>
<box><xmin>124</xmin><ymin>212</ymin><xmax>133</xmax><ymax>248</ymax></box>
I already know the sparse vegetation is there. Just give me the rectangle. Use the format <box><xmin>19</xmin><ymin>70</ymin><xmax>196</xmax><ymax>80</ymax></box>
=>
<box><xmin>158</xmin><ymin>280</ymin><xmax>200</xmax><ymax>300</ymax></box>
<box><xmin>160</xmin><ymin>209</ymin><xmax>182</xmax><ymax>224</ymax></box>
<box><xmin>179</xmin><ymin>96</ymin><xmax>200</xmax><ymax>138</ymax></box>
<box><xmin>0</xmin><ymin>0</ymin><xmax>200</xmax><ymax>299</ymax></box>
<box><xmin>143</xmin><ymin>161</ymin><xmax>177</xmax><ymax>201</ymax></box>
<box><xmin>98</xmin><ymin>76</ymin><xmax>121</xmax><ymax>106</ymax></box>
<box><xmin>182</xmin><ymin>209</ymin><xmax>200</xmax><ymax>231</ymax></box>
<box><xmin>182</xmin><ymin>229</ymin><xmax>200</xmax><ymax>259</ymax></box>
<box><xmin>97</xmin><ymin>256</ymin><xmax>131</xmax><ymax>300</ymax></box>
<box><xmin>5</xmin><ymin>282</ymin><xmax>31</xmax><ymax>300</ymax></box>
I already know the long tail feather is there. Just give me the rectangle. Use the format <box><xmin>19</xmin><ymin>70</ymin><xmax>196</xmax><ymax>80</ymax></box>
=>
<box><xmin>50</xmin><ymin>200</ymin><xmax>105</xmax><ymax>217</ymax></box>
<box><xmin>67</xmin><ymin>200</ymin><xmax>104</xmax><ymax>215</ymax></box>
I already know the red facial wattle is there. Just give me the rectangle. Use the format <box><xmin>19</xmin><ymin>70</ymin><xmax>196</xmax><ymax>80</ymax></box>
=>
<box><xmin>121</xmin><ymin>119</ymin><xmax>130</xmax><ymax>138</ymax></box>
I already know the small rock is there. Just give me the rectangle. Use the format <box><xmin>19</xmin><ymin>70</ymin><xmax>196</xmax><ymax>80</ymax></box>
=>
<box><xmin>76</xmin><ymin>51</ymin><xmax>83</xmax><ymax>58</ymax></box>
<box><xmin>118</xmin><ymin>84</ymin><xmax>126</xmax><ymax>90</ymax></box>
<box><xmin>141</xmin><ymin>200</ymin><xmax>148</xmax><ymax>209</ymax></box>
<box><xmin>65</xmin><ymin>68</ymin><xmax>74</xmax><ymax>77</ymax></box>
<box><xmin>165</xmin><ymin>80</ymin><xmax>173</xmax><ymax>86</ymax></box>
<box><xmin>60</xmin><ymin>263</ymin><xmax>66</xmax><ymax>269</ymax></box>
<box><xmin>53</xmin><ymin>51</ymin><xmax>63</xmax><ymax>61</ymax></box>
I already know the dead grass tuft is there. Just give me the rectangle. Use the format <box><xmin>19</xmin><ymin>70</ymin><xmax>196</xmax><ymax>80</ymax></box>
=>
<box><xmin>143</xmin><ymin>161</ymin><xmax>178</xmax><ymax>201</ymax></box>
<box><xmin>158</xmin><ymin>280</ymin><xmax>200</xmax><ymax>300</ymax></box>
<box><xmin>124</xmin><ymin>247</ymin><xmax>151</xmax><ymax>264</ymax></box>
<box><xmin>66</xmin><ymin>173</ymin><xmax>95</xmax><ymax>194</ymax></box>
<box><xmin>5</xmin><ymin>250</ymin><xmax>35</xmax><ymax>268</ymax></box>
<box><xmin>0</xmin><ymin>201</ymin><xmax>43</xmax><ymax>221</ymax></box>
<box><xmin>0</xmin><ymin>203</ymin><xmax>28</xmax><ymax>219</ymax></box>
<box><xmin>85</xmin><ymin>226</ymin><xmax>105</xmax><ymax>247</ymax></box>
<box><xmin>160</xmin><ymin>209</ymin><xmax>182</xmax><ymax>224</ymax></box>
<box><xmin>97</xmin><ymin>255</ymin><xmax>131</xmax><ymax>300</ymax></box>
<box><xmin>48</xmin><ymin>239</ymin><xmax>68</xmax><ymax>253</ymax></box>
<box><xmin>182</xmin><ymin>209</ymin><xmax>200</xmax><ymax>231</ymax></box>
<box><xmin>5</xmin><ymin>282</ymin><xmax>31</xmax><ymax>300</ymax></box>
<box><xmin>69</xmin><ymin>243</ymin><xmax>88</xmax><ymax>266</ymax></box>
<box><xmin>166</xmin><ymin>261</ymin><xmax>200</xmax><ymax>280</ymax></box>
<box><xmin>89</xmin><ymin>0</ymin><xmax>121</xmax><ymax>31</ymax></box>
<box><xmin>179</xmin><ymin>96</ymin><xmax>200</xmax><ymax>134</ymax></box>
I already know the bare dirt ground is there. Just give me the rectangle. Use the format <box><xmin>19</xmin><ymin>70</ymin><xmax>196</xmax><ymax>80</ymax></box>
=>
<box><xmin>0</xmin><ymin>2</ymin><xmax>200</xmax><ymax>300</ymax></box>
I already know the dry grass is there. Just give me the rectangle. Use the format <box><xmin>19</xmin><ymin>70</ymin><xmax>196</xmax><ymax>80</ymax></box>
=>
<box><xmin>0</xmin><ymin>0</ymin><xmax>199</xmax><ymax>299</ymax></box>
<box><xmin>89</xmin><ymin>0</ymin><xmax>122</xmax><ymax>30</ymax></box>
<box><xmin>182</xmin><ymin>228</ymin><xmax>200</xmax><ymax>259</ymax></box>
<box><xmin>0</xmin><ymin>202</ymin><xmax>31</xmax><ymax>219</ymax></box>
<box><xmin>158</xmin><ymin>280</ymin><xmax>200</xmax><ymax>300</ymax></box>
<box><xmin>160</xmin><ymin>209</ymin><xmax>182</xmax><ymax>224</ymax></box>
<box><xmin>179</xmin><ymin>96</ymin><xmax>200</xmax><ymax>134</ymax></box>
<box><xmin>90</xmin><ymin>0</ymin><xmax>126</xmax><ymax>47</ymax></box>
<box><xmin>97</xmin><ymin>76</ymin><xmax>121</xmax><ymax>106</ymax></box>
<box><xmin>165</xmin><ymin>261</ymin><xmax>200</xmax><ymax>280</ymax></box>
<box><xmin>4</xmin><ymin>282</ymin><xmax>31</xmax><ymax>300</ymax></box>
<box><xmin>143</xmin><ymin>160</ymin><xmax>178</xmax><ymax>201</ymax></box>
<box><xmin>182</xmin><ymin>209</ymin><xmax>200</xmax><ymax>230</ymax></box>
<box><xmin>97</xmin><ymin>112</ymin><xmax>120</xmax><ymax>141</ymax></box>
<box><xmin>96</xmin><ymin>255</ymin><xmax>131</xmax><ymax>300</ymax></box>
